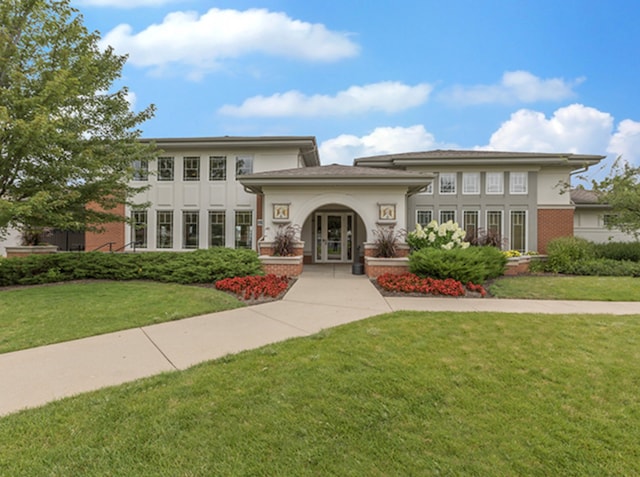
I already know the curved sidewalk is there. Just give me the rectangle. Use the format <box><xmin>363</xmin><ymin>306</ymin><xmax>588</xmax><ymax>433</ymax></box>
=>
<box><xmin>1</xmin><ymin>265</ymin><xmax>639</xmax><ymax>416</ymax></box>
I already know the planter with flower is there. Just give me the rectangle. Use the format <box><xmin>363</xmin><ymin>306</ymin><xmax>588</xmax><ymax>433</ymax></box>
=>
<box><xmin>363</xmin><ymin>226</ymin><xmax>411</xmax><ymax>278</ymax></box>
<box><xmin>258</xmin><ymin>225</ymin><xmax>304</xmax><ymax>276</ymax></box>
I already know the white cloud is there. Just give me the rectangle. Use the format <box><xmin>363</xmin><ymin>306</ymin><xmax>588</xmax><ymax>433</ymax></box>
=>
<box><xmin>76</xmin><ymin>0</ymin><xmax>177</xmax><ymax>7</ymax></box>
<box><xmin>100</xmin><ymin>8</ymin><xmax>359</xmax><ymax>77</ymax></box>
<box><xmin>484</xmin><ymin>104</ymin><xmax>614</xmax><ymax>155</ymax></box>
<box><xmin>442</xmin><ymin>71</ymin><xmax>584</xmax><ymax>105</ymax></box>
<box><xmin>219</xmin><ymin>82</ymin><xmax>432</xmax><ymax>117</ymax></box>
<box><xmin>607</xmin><ymin>119</ymin><xmax>640</xmax><ymax>165</ymax></box>
<box><xmin>320</xmin><ymin>125</ymin><xmax>454</xmax><ymax>165</ymax></box>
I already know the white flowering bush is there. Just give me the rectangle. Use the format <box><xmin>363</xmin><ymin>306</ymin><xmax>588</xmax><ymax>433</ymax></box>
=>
<box><xmin>406</xmin><ymin>220</ymin><xmax>470</xmax><ymax>251</ymax></box>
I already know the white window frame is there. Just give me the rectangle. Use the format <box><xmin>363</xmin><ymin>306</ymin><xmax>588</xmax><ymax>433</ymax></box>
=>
<box><xmin>132</xmin><ymin>159</ymin><xmax>148</xmax><ymax>181</ymax></box>
<box><xmin>157</xmin><ymin>210</ymin><xmax>174</xmax><ymax>249</ymax></box>
<box><xmin>463</xmin><ymin>210</ymin><xmax>479</xmax><ymax>242</ymax></box>
<box><xmin>509</xmin><ymin>172</ymin><xmax>528</xmax><ymax>194</ymax></box>
<box><xmin>486</xmin><ymin>172</ymin><xmax>504</xmax><ymax>195</ymax></box>
<box><xmin>131</xmin><ymin>210</ymin><xmax>148</xmax><ymax>248</ymax></box>
<box><xmin>235</xmin><ymin>156</ymin><xmax>254</xmax><ymax>178</ymax></box>
<box><xmin>183</xmin><ymin>211</ymin><xmax>199</xmax><ymax>249</ymax></box>
<box><xmin>183</xmin><ymin>156</ymin><xmax>200</xmax><ymax>181</ymax></box>
<box><xmin>510</xmin><ymin>210</ymin><xmax>527</xmax><ymax>253</ymax></box>
<box><xmin>462</xmin><ymin>172</ymin><xmax>480</xmax><ymax>195</ymax></box>
<box><xmin>416</xmin><ymin>209</ymin><xmax>433</xmax><ymax>226</ymax></box>
<box><xmin>209</xmin><ymin>156</ymin><xmax>227</xmax><ymax>181</ymax></box>
<box><xmin>235</xmin><ymin>210</ymin><xmax>253</xmax><ymax>249</ymax></box>
<box><xmin>158</xmin><ymin>157</ymin><xmax>174</xmax><ymax>181</ymax></box>
<box><xmin>439</xmin><ymin>172</ymin><xmax>456</xmax><ymax>195</ymax></box>
<box><xmin>209</xmin><ymin>211</ymin><xmax>226</xmax><ymax>247</ymax></box>
<box><xmin>486</xmin><ymin>210</ymin><xmax>504</xmax><ymax>248</ymax></box>
<box><xmin>439</xmin><ymin>210</ymin><xmax>456</xmax><ymax>224</ymax></box>
<box><xmin>418</xmin><ymin>182</ymin><xmax>433</xmax><ymax>195</ymax></box>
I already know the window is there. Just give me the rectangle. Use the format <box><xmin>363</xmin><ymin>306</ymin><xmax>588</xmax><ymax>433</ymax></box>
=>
<box><xmin>235</xmin><ymin>156</ymin><xmax>253</xmax><ymax>177</ymax></box>
<box><xmin>486</xmin><ymin>172</ymin><xmax>504</xmax><ymax>194</ymax></box>
<box><xmin>418</xmin><ymin>182</ymin><xmax>433</xmax><ymax>195</ymax></box>
<box><xmin>183</xmin><ymin>211</ymin><xmax>199</xmax><ymax>249</ymax></box>
<box><xmin>132</xmin><ymin>159</ymin><xmax>148</xmax><ymax>181</ymax></box>
<box><xmin>487</xmin><ymin>211</ymin><xmax>503</xmax><ymax>248</ymax></box>
<box><xmin>131</xmin><ymin>210</ymin><xmax>147</xmax><ymax>248</ymax></box>
<box><xmin>440</xmin><ymin>210</ymin><xmax>456</xmax><ymax>224</ymax></box>
<box><xmin>158</xmin><ymin>157</ymin><xmax>174</xmax><ymax>181</ymax></box>
<box><xmin>183</xmin><ymin>157</ymin><xmax>200</xmax><ymax>181</ymax></box>
<box><xmin>157</xmin><ymin>211</ymin><xmax>173</xmax><ymax>249</ymax></box>
<box><xmin>209</xmin><ymin>156</ymin><xmax>227</xmax><ymax>181</ymax></box>
<box><xmin>510</xmin><ymin>172</ymin><xmax>528</xmax><ymax>194</ymax></box>
<box><xmin>462</xmin><ymin>172</ymin><xmax>480</xmax><ymax>195</ymax></box>
<box><xmin>439</xmin><ymin>172</ymin><xmax>456</xmax><ymax>195</ymax></box>
<box><xmin>463</xmin><ymin>210</ymin><xmax>479</xmax><ymax>242</ymax></box>
<box><xmin>209</xmin><ymin>211</ymin><xmax>226</xmax><ymax>247</ymax></box>
<box><xmin>235</xmin><ymin>211</ymin><xmax>253</xmax><ymax>249</ymax></box>
<box><xmin>416</xmin><ymin>209</ymin><xmax>433</xmax><ymax>226</ymax></box>
<box><xmin>510</xmin><ymin>211</ymin><xmax>527</xmax><ymax>253</ymax></box>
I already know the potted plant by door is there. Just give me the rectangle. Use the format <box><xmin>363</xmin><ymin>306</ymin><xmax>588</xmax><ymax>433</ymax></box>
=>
<box><xmin>5</xmin><ymin>225</ymin><xmax>58</xmax><ymax>258</ymax></box>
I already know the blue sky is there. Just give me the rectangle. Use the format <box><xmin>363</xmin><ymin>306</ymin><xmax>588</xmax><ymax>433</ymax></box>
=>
<box><xmin>74</xmin><ymin>0</ymin><xmax>640</xmax><ymax>180</ymax></box>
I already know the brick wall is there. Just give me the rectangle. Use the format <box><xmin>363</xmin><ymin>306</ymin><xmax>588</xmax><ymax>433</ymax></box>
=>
<box><xmin>84</xmin><ymin>203</ymin><xmax>126</xmax><ymax>252</ymax></box>
<box><xmin>262</xmin><ymin>262</ymin><xmax>303</xmax><ymax>276</ymax></box>
<box><xmin>537</xmin><ymin>208</ymin><xmax>574</xmax><ymax>254</ymax></box>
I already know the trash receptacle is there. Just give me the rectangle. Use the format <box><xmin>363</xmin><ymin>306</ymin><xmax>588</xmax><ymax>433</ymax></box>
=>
<box><xmin>352</xmin><ymin>263</ymin><xmax>364</xmax><ymax>275</ymax></box>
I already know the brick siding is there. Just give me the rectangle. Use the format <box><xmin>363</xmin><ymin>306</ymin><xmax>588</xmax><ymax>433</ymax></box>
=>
<box><xmin>84</xmin><ymin>203</ymin><xmax>126</xmax><ymax>252</ymax></box>
<box><xmin>537</xmin><ymin>208</ymin><xmax>574</xmax><ymax>254</ymax></box>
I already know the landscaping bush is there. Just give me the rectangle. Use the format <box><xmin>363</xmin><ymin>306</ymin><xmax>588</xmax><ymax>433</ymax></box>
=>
<box><xmin>0</xmin><ymin>248</ymin><xmax>263</xmax><ymax>286</ymax></box>
<box><xmin>544</xmin><ymin>237</ymin><xmax>595</xmax><ymax>273</ymax></box>
<box><xmin>562</xmin><ymin>258</ymin><xmax>640</xmax><ymax>277</ymax></box>
<box><xmin>592</xmin><ymin>241</ymin><xmax>640</xmax><ymax>262</ymax></box>
<box><xmin>409</xmin><ymin>246</ymin><xmax>507</xmax><ymax>283</ymax></box>
<box><xmin>406</xmin><ymin>220</ymin><xmax>469</xmax><ymax>251</ymax></box>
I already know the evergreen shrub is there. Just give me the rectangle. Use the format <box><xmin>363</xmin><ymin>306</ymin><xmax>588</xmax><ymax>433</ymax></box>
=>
<box><xmin>0</xmin><ymin>248</ymin><xmax>263</xmax><ymax>286</ymax></box>
<box><xmin>409</xmin><ymin>246</ymin><xmax>507</xmax><ymax>283</ymax></box>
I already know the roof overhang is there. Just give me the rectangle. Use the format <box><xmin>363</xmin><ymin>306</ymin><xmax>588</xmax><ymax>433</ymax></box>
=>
<box><xmin>239</xmin><ymin>165</ymin><xmax>433</xmax><ymax>195</ymax></box>
<box><xmin>140</xmin><ymin>136</ymin><xmax>320</xmax><ymax>167</ymax></box>
<box><xmin>354</xmin><ymin>150</ymin><xmax>606</xmax><ymax>171</ymax></box>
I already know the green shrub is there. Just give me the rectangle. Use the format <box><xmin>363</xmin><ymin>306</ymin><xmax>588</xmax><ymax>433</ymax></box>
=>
<box><xmin>563</xmin><ymin>258</ymin><xmax>640</xmax><ymax>277</ymax></box>
<box><xmin>0</xmin><ymin>248</ymin><xmax>263</xmax><ymax>287</ymax></box>
<box><xmin>545</xmin><ymin>237</ymin><xmax>595</xmax><ymax>273</ymax></box>
<box><xmin>592</xmin><ymin>241</ymin><xmax>640</xmax><ymax>262</ymax></box>
<box><xmin>409</xmin><ymin>246</ymin><xmax>507</xmax><ymax>283</ymax></box>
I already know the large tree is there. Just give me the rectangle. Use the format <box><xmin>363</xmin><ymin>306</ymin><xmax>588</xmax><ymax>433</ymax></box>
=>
<box><xmin>591</xmin><ymin>158</ymin><xmax>640</xmax><ymax>238</ymax></box>
<box><xmin>0</xmin><ymin>0</ymin><xmax>156</xmax><ymax>242</ymax></box>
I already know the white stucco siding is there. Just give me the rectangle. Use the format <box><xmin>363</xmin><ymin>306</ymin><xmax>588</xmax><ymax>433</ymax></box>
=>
<box><xmin>123</xmin><ymin>145</ymin><xmax>306</xmax><ymax>250</ymax></box>
<box><xmin>574</xmin><ymin>209</ymin><xmax>636</xmax><ymax>243</ymax></box>
<box><xmin>537</xmin><ymin>169</ymin><xmax>571</xmax><ymax>205</ymax></box>
<box><xmin>260</xmin><ymin>185</ymin><xmax>410</xmax><ymax>244</ymax></box>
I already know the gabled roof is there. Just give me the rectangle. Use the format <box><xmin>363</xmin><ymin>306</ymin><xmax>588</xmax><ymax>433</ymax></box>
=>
<box><xmin>239</xmin><ymin>164</ymin><xmax>433</xmax><ymax>194</ymax></box>
<box><xmin>140</xmin><ymin>136</ymin><xmax>320</xmax><ymax>167</ymax></box>
<box><xmin>354</xmin><ymin>149</ymin><xmax>605</xmax><ymax>169</ymax></box>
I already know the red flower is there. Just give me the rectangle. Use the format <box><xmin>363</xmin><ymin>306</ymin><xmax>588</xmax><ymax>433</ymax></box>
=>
<box><xmin>215</xmin><ymin>274</ymin><xmax>290</xmax><ymax>300</ymax></box>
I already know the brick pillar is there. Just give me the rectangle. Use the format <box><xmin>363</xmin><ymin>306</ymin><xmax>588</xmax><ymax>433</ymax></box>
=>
<box><xmin>84</xmin><ymin>202</ymin><xmax>126</xmax><ymax>252</ymax></box>
<box><xmin>537</xmin><ymin>208</ymin><xmax>574</xmax><ymax>254</ymax></box>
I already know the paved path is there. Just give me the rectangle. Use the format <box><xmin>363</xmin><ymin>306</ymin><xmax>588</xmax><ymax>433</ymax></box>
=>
<box><xmin>1</xmin><ymin>265</ymin><xmax>639</xmax><ymax>416</ymax></box>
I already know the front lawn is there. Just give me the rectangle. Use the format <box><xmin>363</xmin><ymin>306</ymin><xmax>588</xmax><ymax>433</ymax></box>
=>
<box><xmin>489</xmin><ymin>275</ymin><xmax>640</xmax><ymax>301</ymax></box>
<box><xmin>0</xmin><ymin>281</ymin><xmax>243</xmax><ymax>354</ymax></box>
<box><xmin>1</xmin><ymin>311</ymin><xmax>639</xmax><ymax>475</ymax></box>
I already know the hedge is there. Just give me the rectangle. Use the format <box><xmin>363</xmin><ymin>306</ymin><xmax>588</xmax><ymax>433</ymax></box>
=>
<box><xmin>0</xmin><ymin>248</ymin><xmax>263</xmax><ymax>286</ymax></box>
<box><xmin>409</xmin><ymin>246</ymin><xmax>507</xmax><ymax>283</ymax></box>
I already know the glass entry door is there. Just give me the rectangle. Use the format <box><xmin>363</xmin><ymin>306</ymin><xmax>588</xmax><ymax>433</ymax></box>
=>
<box><xmin>315</xmin><ymin>212</ymin><xmax>354</xmax><ymax>263</ymax></box>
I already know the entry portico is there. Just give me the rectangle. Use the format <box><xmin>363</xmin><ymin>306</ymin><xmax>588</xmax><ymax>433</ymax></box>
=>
<box><xmin>240</xmin><ymin>164</ymin><xmax>434</xmax><ymax>266</ymax></box>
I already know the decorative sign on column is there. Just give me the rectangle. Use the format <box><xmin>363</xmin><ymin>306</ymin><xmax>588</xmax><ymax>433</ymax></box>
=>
<box><xmin>378</xmin><ymin>203</ymin><xmax>396</xmax><ymax>221</ymax></box>
<box><xmin>273</xmin><ymin>203</ymin><xmax>290</xmax><ymax>221</ymax></box>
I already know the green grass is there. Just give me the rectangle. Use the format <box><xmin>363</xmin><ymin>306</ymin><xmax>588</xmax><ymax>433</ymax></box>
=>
<box><xmin>1</xmin><ymin>311</ymin><xmax>639</xmax><ymax>476</ymax></box>
<box><xmin>0</xmin><ymin>281</ymin><xmax>243</xmax><ymax>354</ymax></box>
<box><xmin>489</xmin><ymin>275</ymin><xmax>640</xmax><ymax>300</ymax></box>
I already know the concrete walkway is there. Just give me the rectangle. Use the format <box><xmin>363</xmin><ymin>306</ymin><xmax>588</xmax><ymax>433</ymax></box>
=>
<box><xmin>1</xmin><ymin>264</ymin><xmax>639</xmax><ymax>416</ymax></box>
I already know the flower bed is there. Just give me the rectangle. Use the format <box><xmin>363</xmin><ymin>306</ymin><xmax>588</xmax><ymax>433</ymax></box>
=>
<box><xmin>376</xmin><ymin>272</ymin><xmax>487</xmax><ymax>297</ymax></box>
<box><xmin>215</xmin><ymin>274</ymin><xmax>290</xmax><ymax>300</ymax></box>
